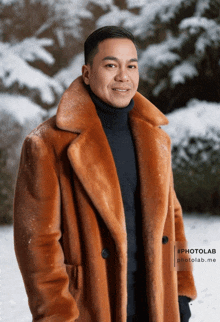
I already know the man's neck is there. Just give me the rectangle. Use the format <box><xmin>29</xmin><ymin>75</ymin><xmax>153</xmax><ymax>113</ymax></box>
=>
<box><xmin>88</xmin><ymin>87</ymin><xmax>134</xmax><ymax>130</ymax></box>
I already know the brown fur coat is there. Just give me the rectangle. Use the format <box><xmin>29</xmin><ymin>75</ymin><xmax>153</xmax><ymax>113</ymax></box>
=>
<box><xmin>14</xmin><ymin>76</ymin><xmax>197</xmax><ymax>322</ymax></box>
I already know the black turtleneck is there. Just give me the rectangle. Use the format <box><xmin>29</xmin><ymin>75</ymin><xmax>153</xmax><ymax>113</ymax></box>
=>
<box><xmin>89</xmin><ymin>90</ymin><xmax>143</xmax><ymax>318</ymax></box>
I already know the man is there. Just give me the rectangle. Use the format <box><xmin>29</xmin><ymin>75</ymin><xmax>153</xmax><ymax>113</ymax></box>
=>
<box><xmin>14</xmin><ymin>26</ymin><xmax>197</xmax><ymax>322</ymax></box>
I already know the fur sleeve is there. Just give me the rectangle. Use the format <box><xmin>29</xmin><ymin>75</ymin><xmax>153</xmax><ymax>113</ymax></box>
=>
<box><xmin>171</xmin><ymin>172</ymin><xmax>197</xmax><ymax>300</ymax></box>
<box><xmin>13</xmin><ymin>134</ymin><xmax>79</xmax><ymax>321</ymax></box>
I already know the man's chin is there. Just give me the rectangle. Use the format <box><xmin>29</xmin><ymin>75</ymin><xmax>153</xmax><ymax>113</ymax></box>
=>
<box><xmin>108</xmin><ymin>97</ymin><xmax>133</xmax><ymax>108</ymax></box>
<box><xmin>113</xmin><ymin>101</ymin><xmax>132</xmax><ymax>108</ymax></box>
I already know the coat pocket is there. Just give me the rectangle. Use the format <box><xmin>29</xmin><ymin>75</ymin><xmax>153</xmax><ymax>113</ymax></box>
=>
<box><xmin>65</xmin><ymin>264</ymin><xmax>83</xmax><ymax>301</ymax></box>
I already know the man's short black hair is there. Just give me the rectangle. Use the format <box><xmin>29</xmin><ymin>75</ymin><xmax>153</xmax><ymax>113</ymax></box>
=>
<box><xmin>84</xmin><ymin>25</ymin><xmax>135</xmax><ymax>65</ymax></box>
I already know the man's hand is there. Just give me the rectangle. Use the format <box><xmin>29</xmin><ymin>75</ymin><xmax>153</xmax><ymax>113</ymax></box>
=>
<box><xmin>178</xmin><ymin>296</ymin><xmax>191</xmax><ymax>322</ymax></box>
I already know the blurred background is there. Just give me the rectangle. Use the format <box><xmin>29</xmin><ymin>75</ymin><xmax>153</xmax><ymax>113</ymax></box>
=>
<box><xmin>1</xmin><ymin>0</ymin><xmax>220</xmax><ymax>224</ymax></box>
<box><xmin>0</xmin><ymin>0</ymin><xmax>220</xmax><ymax>321</ymax></box>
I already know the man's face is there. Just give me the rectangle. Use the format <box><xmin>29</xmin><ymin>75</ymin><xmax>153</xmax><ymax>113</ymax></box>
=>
<box><xmin>82</xmin><ymin>38</ymin><xmax>139</xmax><ymax>108</ymax></box>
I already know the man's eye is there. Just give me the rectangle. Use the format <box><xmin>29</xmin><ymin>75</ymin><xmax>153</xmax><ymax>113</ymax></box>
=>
<box><xmin>128</xmin><ymin>65</ymin><xmax>137</xmax><ymax>69</ymax></box>
<box><xmin>106</xmin><ymin>64</ymin><xmax>116</xmax><ymax>68</ymax></box>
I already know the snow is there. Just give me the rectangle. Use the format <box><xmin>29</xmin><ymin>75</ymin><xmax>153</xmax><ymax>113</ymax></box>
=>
<box><xmin>0</xmin><ymin>94</ymin><xmax>47</xmax><ymax>162</ymax></box>
<box><xmin>55</xmin><ymin>52</ymin><xmax>84</xmax><ymax>88</ymax></box>
<box><xmin>96</xmin><ymin>6</ymin><xmax>136</xmax><ymax>28</ymax></box>
<box><xmin>125</xmin><ymin>0</ymin><xmax>186</xmax><ymax>39</ymax></box>
<box><xmin>195</xmin><ymin>24</ymin><xmax>220</xmax><ymax>57</ymax></box>
<box><xmin>52</xmin><ymin>0</ymin><xmax>89</xmax><ymax>13</ymax></box>
<box><xmin>169</xmin><ymin>60</ymin><xmax>199</xmax><ymax>86</ymax></box>
<box><xmin>164</xmin><ymin>100</ymin><xmax>220</xmax><ymax>147</ymax></box>
<box><xmin>1</xmin><ymin>213</ymin><xmax>219</xmax><ymax>321</ymax></box>
<box><xmin>51</xmin><ymin>0</ymin><xmax>92</xmax><ymax>38</ymax></box>
<box><xmin>0</xmin><ymin>43</ymin><xmax>64</xmax><ymax>105</ymax></box>
<box><xmin>178</xmin><ymin>16</ymin><xmax>220</xmax><ymax>61</ymax></box>
<box><xmin>195</xmin><ymin>35</ymin><xmax>211</xmax><ymax>56</ymax></box>
<box><xmin>88</xmin><ymin>0</ymin><xmax>113</xmax><ymax>9</ymax></box>
<box><xmin>163</xmin><ymin>100</ymin><xmax>220</xmax><ymax>171</ymax></box>
<box><xmin>179</xmin><ymin>17</ymin><xmax>217</xmax><ymax>33</ymax></box>
<box><xmin>152</xmin><ymin>79</ymin><xmax>168</xmax><ymax>96</ymax></box>
<box><xmin>11</xmin><ymin>37</ymin><xmax>55</xmax><ymax>65</ymax></box>
<box><xmin>47</xmin><ymin>106</ymin><xmax>58</xmax><ymax>118</ymax></box>
<box><xmin>183</xmin><ymin>214</ymin><xmax>220</xmax><ymax>322</ymax></box>
<box><xmin>195</xmin><ymin>0</ymin><xmax>212</xmax><ymax>15</ymax></box>
<box><xmin>138</xmin><ymin>35</ymin><xmax>181</xmax><ymax>81</ymax></box>
<box><xmin>0</xmin><ymin>0</ymin><xmax>16</xmax><ymax>4</ymax></box>
<box><xmin>126</xmin><ymin>0</ymin><xmax>146</xmax><ymax>9</ymax></box>
<box><xmin>0</xmin><ymin>225</ymin><xmax>32</xmax><ymax>322</ymax></box>
<box><xmin>0</xmin><ymin>94</ymin><xmax>46</xmax><ymax>126</ymax></box>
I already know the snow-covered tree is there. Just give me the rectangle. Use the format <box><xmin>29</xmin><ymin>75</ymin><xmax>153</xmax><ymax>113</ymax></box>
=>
<box><xmin>0</xmin><ymin>0</ymin><xmax>94</xmax><ymax>73</ymax></box>
<box><xmin>0</xmin><ymin>94</ymin><xmax>47</xmax><ymax>223</ymax></box>
<box><xmin>55</xmin><ymin>52</ymin><xmax>84</xmax><ymax>88</ymax></box>
<box><xmin>0</xmin><ymin>39</ymin><xmax>64</xmax><ymax>107</ymax></box>
<box><xmin>129</xmin><ymin>0</ymin><xmax>220</xmax><ymax>112</ymax></box>
<box><xmin>96</xmin><ymin>0</ymin><xmax>220</xmax><ymax>113</ymax></box>
<box><xmin>0</xmin><ymin>0</ymin><xmax>90</xmax><ymax>42</ymax></box>
<box><xmin>0</xmin><ymin>0</ymin><xmax>104</xmax><ymax>223</ymax></box>
<box><xmin>165</xmin><ymin>99</ymin><xmax>220</xmax><ymax>213</ymax></box>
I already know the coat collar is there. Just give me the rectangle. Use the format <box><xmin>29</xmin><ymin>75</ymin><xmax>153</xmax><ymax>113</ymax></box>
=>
<box><xmin>56</xmin><ymin>76</ymin><xmax>168</xmax><ymax>133</ymax></box>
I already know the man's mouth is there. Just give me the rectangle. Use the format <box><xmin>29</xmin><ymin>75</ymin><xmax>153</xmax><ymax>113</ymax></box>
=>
<box><xmin>112</xmin><ymin>88</ymin><xmax>130</xmax><ymax>92</ymax></box>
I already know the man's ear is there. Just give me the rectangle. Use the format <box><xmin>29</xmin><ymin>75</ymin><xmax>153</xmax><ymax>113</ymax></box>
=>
<box><xmin>82</xmin><ymin>64</ymin><xmax>90</xmax><ymax>85</ymax></box>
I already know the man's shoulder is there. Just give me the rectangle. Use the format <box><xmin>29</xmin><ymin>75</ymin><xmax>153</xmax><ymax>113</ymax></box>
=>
<box><xmin>24</xmin><ymin>115</ymin><xmax>77</xmax><ymax>151</ymax></box>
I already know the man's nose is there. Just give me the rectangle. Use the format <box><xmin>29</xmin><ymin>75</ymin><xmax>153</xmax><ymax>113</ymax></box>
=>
<box><xmin>115</xmin><ymin>68</ymin><xmax>129</xmax><ymax>82</ymax></box>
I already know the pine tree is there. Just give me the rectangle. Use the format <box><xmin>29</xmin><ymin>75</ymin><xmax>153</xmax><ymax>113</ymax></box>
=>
<box><xmin>165</xmin><ymin>99</ymin><xmax>220</xmax><ymax>213</ymax></box>
<box><xmin>0</xmin><ymin>38</ymin><xmax>64</xmax><ymax>107</ymax></box>
<box><xmin>94</xmin><ymin>0</ymin><xmax>220</xmax><ymax>113</ymax></box>
<box><xmin>0</xmin><ymin>93</ymin><xmax>46</xmax><ymax>223</ymax></box>
<box><xmin>124</xmin><ymin>0</ymin><xmax>220</xmax><ymax>113</ymax></box>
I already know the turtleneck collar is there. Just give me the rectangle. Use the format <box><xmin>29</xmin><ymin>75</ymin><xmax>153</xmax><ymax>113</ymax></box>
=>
<box><xmin>88</xmin><ymin>87</ymin><xmax>135</xmax><ymax>130</ymax></box>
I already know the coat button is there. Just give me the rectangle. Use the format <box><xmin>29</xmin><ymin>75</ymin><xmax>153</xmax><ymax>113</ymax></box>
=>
<box><xmin>102</xmin><ymin>248</ymin><xmax>110</xmax><ymax>259</ymax></box>
<box><xmin>162</xmin><ymin>236</ymin><xmax>169</xmax><ymax>244</ymax></box>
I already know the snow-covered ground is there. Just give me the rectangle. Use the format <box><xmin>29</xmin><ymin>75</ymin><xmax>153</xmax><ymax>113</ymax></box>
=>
<box><xmin>0</xmin><ymin>214</ymin><xmax>220</xmax><ymax>321</ymax></box>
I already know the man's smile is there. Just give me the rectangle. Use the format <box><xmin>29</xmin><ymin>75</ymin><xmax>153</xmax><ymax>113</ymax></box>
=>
<box><xmin>112</xmin><ymin>86</ymin><xmax>131</xmax><ymax>92</ymax></box>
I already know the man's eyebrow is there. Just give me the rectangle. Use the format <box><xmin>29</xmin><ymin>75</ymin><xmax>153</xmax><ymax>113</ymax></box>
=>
<box><xmin>102</xmin><ymin>56</ymin><xmax>138</xmax><ymax>62</ymax></box>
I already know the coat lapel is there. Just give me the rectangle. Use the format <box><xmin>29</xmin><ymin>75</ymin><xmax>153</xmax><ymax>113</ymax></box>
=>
<box><xmin>130</xmin><ymin>93</ymin><xmax>171</xmax><ymax>235</ymax></box>
<box><xmin>56</xmin><ymin>76</ymin><xmax>171</xmax><ymax>251</ymax></box>
<box><xmin>130</xmin><ymin>93</ymin><xmax>172</xmax><ymax>320</ymax></box>
<box><xmin>56</xmin><ymin>77</ymin><xmax>127</xmax><ymax>250</ymax></box>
